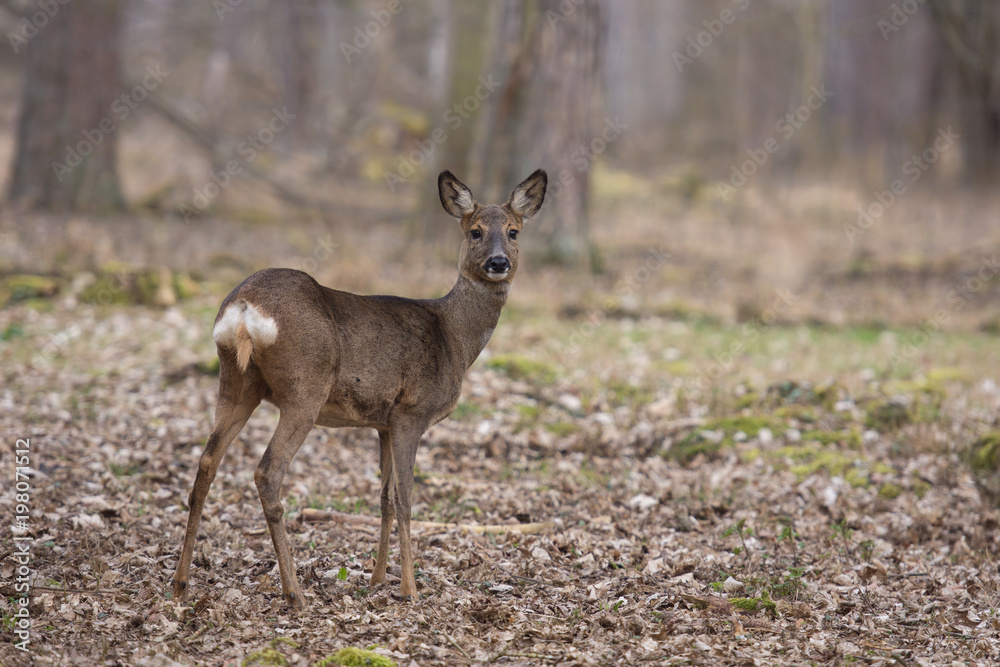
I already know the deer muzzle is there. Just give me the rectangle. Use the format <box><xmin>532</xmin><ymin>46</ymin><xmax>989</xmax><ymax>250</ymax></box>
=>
<box><xmin>484</xmin><ymin>255</ymin><xmax>511</xmax><ymax>280</ymax></box>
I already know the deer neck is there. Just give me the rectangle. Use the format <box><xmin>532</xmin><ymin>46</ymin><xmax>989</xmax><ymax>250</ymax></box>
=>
<box><xmin>438</xmin><ymin>274</ymin><xmax>509</xmax><ymax>369</ymax></box>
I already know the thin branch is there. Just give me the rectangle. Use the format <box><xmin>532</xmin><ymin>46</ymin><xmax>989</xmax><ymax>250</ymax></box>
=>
<box><xmin>928</xmin><ymin>0</ymin><xmax>986</xmax><ymax>73</ymax></box>
<box><xmin>141</xmin><ymin>89</ymin><xmax>329</xmax><ymax>214</ymax></box>
<box><xmin>300</xmin><ymin>508</ymin><xmax>556</xmax><ymax>535</ymax></box>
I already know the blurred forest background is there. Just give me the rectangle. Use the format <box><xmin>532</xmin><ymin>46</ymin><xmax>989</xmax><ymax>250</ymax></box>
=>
<box><xmin>0</xmin><ymin>0</ymin><xmax>999</xmax><ymax>325</ymax></box>
<box><xmin>6</xmin><ymin>4</ymin><xmax>1000</xmax><ymax>663</ymax></box>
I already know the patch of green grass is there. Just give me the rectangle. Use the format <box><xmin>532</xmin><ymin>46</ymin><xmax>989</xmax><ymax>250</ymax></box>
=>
<box><xmin>850</xmin><ymin>326</ymin><xmax>886</xmax><ymax>344</ymax></box>
<box><xmin>605</xmin><ymin>379</ymin><xmax>654</xmax><ymax>409</ymax></box>
<box><xmin>771</xmin><ymin>567</ymin><xmax>806</xmax><ymax>599</ymax></box>
<box><xmin>545</xmin><ymin>420</ymin><xmax>580</xmax><ymax>437</ymax></box>
<box><xmin>2</xmin><ymin>322</ymin><xmax>25</xmax><ymax>340</ymax></box>
<box><xmin>801</xmin><ymin>428</ymin><xmax>862</xmax><ymax>449</ymax></box>
<box><xmin>450</xmin><ymin>401</ymin><xmax>482</xmax><ymax>421</ymax></box>
<box><xmin>485</xmin><ymin>354</ymin><xmax>557</xmax><ymax>385</ymax></box>
<box><xmin>109</xmin><ymin>462</ymin><xmax>141</xmax><ymax>477</ymax></box>
<box><xmin>1</xmin><ymin>608</ymin><xmax>16</xmax><ymax>632</ymax></box>
<box><xmin>515</xmin><ymin>403</ymin><xmax>543</xmax><ymax>432</ymax></box>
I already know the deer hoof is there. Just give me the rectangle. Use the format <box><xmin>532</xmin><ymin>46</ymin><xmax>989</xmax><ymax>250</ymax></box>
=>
<box><xmin>172</xmin><ymin>579</ymin><xmax>188</xmax><ymax>600</ymax></box>
<box><xmin>285</xmin><ymin>590</ymin><xmax>306</xmax><ymax>610</ymax></box>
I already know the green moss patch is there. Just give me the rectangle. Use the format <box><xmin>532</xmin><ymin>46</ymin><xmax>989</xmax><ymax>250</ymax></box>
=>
<box><xmin>878</xmin><ymin>482</ymin><xmax>903</xmax><ymax>500</ymax></box>
<box><xmin>666</xmin><ymin>415</ymin><xmax>781</xmax><ymax>463</ymax></box>
<box><xmin>0</xmin><ymin>274</ymin><xmax>61</xmax><ymax>307</ymax></box>
<box><xmin>78</xmin><ymin>266</ymin><xmax>201</xmax><ymax>307</ymax></box>
<box><xmin>967</xmin><ymin>432</ymin><xmax>1000</xmax><ymax>505</ymax></box>
<box><xmin>969</xmin><ymin>432</ymin><xmax>1000</xmax><ymax>472</ymax></box>
<box><xmin>771</xmin><ymin>444</ymin><xmax>894</xmax><ymax>487</ymax></box>
<box><xmin>729</xmin><ymin>591</ymin><xmax>777</xmax><ymax>616</ymax></box>
<box><xmin>864</xmin><ymin>398</ymin><xmax>911</xmax><ymax>432</ymax></box>
<box><xmin>318</xmin><ymin>647</ymin><xmax>397</xmax><ymax>667</ymax></box>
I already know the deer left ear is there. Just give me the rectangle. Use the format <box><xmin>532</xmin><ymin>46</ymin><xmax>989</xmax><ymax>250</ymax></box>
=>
<box><xmin>507</xmin><ymin>169</ymin><xmax>547</xmax><ymax>220</ymax></box>
<box><xmin>439</xmin><ymin>171</ymin><xmax>476</xmax><ymax>219</ymax></box>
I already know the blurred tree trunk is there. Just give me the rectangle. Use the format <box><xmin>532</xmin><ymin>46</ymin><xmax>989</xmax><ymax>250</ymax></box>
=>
<box><xmin>516</xmin><ymin>0</ymin><xmax>603</xmax><ymax>265</ymax></box>
<box><xmin>929</xmin><ymin>1</ymin><xmax>1000</xmax><ymax>180</ymax></box>
<box><xmin>8</xmin><ymin>0</ymin><xmax>125</xmax><ymax>212</ymax></box>
<box><xmin>467</xmin><ymin>0</ymin><xmax>525</xmax><ymax>204</ymax></box>
<box><xmin>281</xmin><ymin>0</ymin><xmax>320</xmax><ymax>151</ymax></box>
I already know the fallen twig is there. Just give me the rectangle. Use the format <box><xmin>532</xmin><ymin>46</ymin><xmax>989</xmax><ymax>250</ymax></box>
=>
<box><xmin>443</xmin><ymin>632</ymin><xmax>473</xmax><ymax>662</ymax></box>
<box><xmin>299</xmin><ymin>508</ymin><xmax>555</xmax><ymax>535</ymax></box>
<box><xmin>30</xmin><ymin>585</ymin><xmax>117</xmax><ymax>595</ymax></box>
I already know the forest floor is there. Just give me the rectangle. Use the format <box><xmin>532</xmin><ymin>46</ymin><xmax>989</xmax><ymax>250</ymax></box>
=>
<box><xmin>1</xmin><ymin>282</ymin><xmax>1000</xmax><ymax>666</ymax></box>
<box><xmin>2</xmin><ymin>183</ymin><xmax>1000</xmax><ymax>665</ymax></box>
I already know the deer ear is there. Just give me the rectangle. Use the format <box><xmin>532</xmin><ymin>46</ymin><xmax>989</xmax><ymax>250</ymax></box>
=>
<box><xmin>508</xmin><ymin>169</ymin><xmax>547</xmax><ymax>220</ymax></box>
<box><xmin>438</xmin><ymin>171</ymin><xmax>476</xmax><ymax>219</ymax></box>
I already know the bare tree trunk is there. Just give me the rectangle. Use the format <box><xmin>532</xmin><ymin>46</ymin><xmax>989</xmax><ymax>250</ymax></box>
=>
<box><xmin>929</xmin><ymin>0</ymin><xmax>1000</xmax><ymax>181</ymax></box>
<box><xmin>8</xmin><ymin>0</ymin><xmax>125</xmax><ymax>212</ymax></box>
<box><xmin>518</xmin><ymin>0</ymin><xmax>603</xmax><ymax>265</ymax></box>
<box><xmin>414</xmin><ymin>0</ymin><xmax>461</xmax><ymax>241</ymax></box>
<box><xmin>281</xmin><ymin>0</ymin><xmax>321</xmax><ymax>152</ymax></box>
<box><xmin>467</xmin><ymin>0</ymin><xmax>524</xmax><ymax>204</ymax></box>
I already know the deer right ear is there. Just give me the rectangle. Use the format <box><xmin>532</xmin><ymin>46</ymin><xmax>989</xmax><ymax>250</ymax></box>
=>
<box><xmin>508</xmin><ymin>169</ymin><xmax>547</xmax><ymax>220</ymax></box>
<box><xmin>438</xmin><ymin>171</ymin><xmax>476</xmax><ymax>219</ymax></box>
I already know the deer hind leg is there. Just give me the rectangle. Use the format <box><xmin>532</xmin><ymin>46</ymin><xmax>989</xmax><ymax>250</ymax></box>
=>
<box><xmin>371</xmin><ymin>429</ymin><xmax>396</xmax><ymax>587</ymax></box>
<box><xmin>254</xmin><ymin>398</ymin><xmax>325</xmax><ymax>610</ymax></box>
<box><xmin>173</xmin><ymin>363</ymin><xmax>261</xmax><ymax>601</ymax></box>
<box><xmin>388</xmin><ymin>418</ymin><xmax>426</xmax><ymax>600</ymax></box>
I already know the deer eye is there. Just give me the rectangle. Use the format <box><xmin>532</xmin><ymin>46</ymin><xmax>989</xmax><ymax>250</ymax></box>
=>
<box><xmin>470</xmin><ymin>229</ymin><xmax>482</xmax><ymax>240</ymax></box>
<box><xmin>508</xmin><ymin>229</ymin><xmax>518</xmax><ymax>240</ymax></box>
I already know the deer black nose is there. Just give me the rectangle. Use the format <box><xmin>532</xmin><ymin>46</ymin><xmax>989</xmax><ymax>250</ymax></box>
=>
<box><xmin>485</xmin><ymin>256</ymin><xmax>510</xmax><ymax>274</ymax></box>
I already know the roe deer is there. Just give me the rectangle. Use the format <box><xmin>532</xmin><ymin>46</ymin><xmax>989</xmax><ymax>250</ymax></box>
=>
<box><xmin>172</xmin><ymin>169</ymin><xmax>547</xmax><ymax>608</ymax></box>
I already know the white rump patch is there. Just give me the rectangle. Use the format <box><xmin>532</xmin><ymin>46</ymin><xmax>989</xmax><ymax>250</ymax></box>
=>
<box><xmin>213</xmin><ymin>300</ymin><xmax>279</xmax><ymax>348</ymax></box>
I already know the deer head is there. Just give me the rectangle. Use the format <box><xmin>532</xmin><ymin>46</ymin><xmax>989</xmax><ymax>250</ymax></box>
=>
<box><xmin>439</xmin><ymin>169</ymin><xmax>547</xmax><ymax>285</ymax></box>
